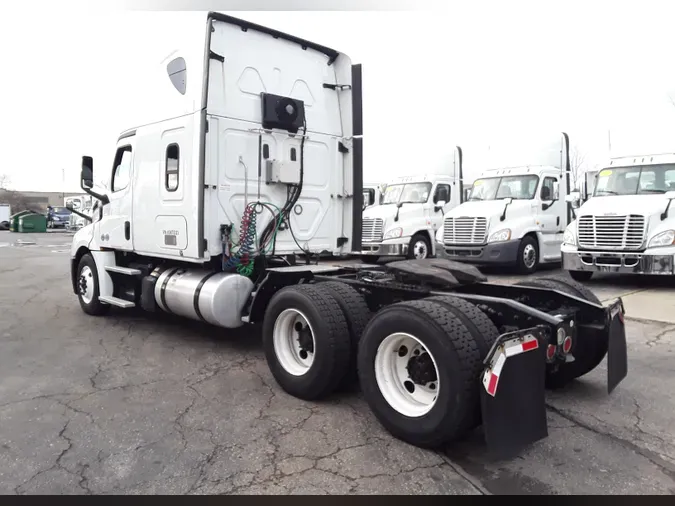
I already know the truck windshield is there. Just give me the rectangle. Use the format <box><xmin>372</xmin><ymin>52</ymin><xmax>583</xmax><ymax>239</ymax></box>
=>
<box><xmin>593</xmin><ymin>164</ymin><xmax>675</xmax><ymax>196</ymax></box>
<box><xmin>468</xmin><ymin>175</ymin><xmax>539</xmax><ymax>201</ymax></box>
<box><xmin>382</xmin><ymin>182</ymin><xmax>432</xmax><ymax>205</ymax></box>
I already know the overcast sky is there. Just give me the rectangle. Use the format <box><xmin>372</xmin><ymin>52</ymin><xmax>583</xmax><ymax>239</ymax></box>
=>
<box><xmin>3</xmin><ymin>0</ymin><xmax>675</xmax><ymax>192</ymax></box>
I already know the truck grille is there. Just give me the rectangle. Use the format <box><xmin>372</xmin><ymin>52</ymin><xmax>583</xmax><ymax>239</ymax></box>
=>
<box><xmin>362</xmin><ymin>218</ymin><xmax>384</xmax><ymax>243</ymax></box>
<box><xmin>578</xmin><ymin>215</ymin><xmax>646</xmax><ymax>250</ymax></box>
<box><xmin>443</xmin><ymin>217</ymin><xmax>488</xmax><ymax>245</ymax></box>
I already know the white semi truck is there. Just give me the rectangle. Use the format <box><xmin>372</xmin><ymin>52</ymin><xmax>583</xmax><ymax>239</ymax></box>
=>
<box><xmin>69</xmin><ymin>12</ymin><xmax>628</xmax><ymax>457</ymax></box>
<box><xmin>562</xmin><ymin>153</ymin><xmax>675</xmax><ymax>280</ymax></box>
<box><xmin>436</xmin><ymin>133</ymin><xmax>573</xmax><ymax>274</ymax></box>
<box><xmin>359</xmin><ymin>147</ymin><xmax>465</xmax><ymax>263</ymax></box>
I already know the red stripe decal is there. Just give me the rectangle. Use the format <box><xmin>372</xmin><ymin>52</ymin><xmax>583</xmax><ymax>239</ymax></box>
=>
<box><xmin>522</xmin><ymin>339</ymin><xmax>539</xmax><ymax>352</ymax></box>
<box><xmin>487</xmin><ymin>373</ymin><xmax>499</xmax><ymax>396</ymax></box>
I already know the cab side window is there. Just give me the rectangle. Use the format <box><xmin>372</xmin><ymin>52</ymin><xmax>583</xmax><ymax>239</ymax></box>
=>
<box><xmin>434</xmin><ymin>184</ymin><xmax>451</xmax><ymax>204</ymax></box>
<box><xmin>540</xmin><ymin>177</ymin><xmax>557</xmax><ymax>201</ymax></box>
<box><xmin>165</xmin><ymin>144</ymin><xmax>180</xmax><ymax>192</ymax></box>
<box><xmin>363</xmin><ymin>188</ymin><xmax>375</xmax><ymax>206</ymax></box>
<box><xmin>112</xmin><ymin>146</ymin><xmax>132</xmax><ymax>192</ymax></box>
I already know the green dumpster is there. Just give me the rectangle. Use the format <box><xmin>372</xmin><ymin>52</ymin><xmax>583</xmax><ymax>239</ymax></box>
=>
<box><xmin>18</xmin><ymin>213</ymin><xmax>47</xmax><ymax>233</ymax></box>
<box><xmin>9</xmin><ymin>210</ymin><xmax>32</xmax><ymax>232</ymax></box>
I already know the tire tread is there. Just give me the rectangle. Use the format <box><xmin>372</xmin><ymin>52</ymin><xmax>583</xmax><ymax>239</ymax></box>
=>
<box><xmin>264</xmin><ymin>284</ymin><xmax>351</xmax><ymax>400</ymax></box>
<box><xmin>359</xmin><ymin>299</ymin><xmax>481</xmax><ymax>446</ymax></box>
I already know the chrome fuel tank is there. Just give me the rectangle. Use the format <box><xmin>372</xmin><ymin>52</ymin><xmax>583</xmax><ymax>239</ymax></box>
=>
<box><xmin>154</xmin><ymin>267</ymin><xmax>254</xmax><ymax>328</ymax></box>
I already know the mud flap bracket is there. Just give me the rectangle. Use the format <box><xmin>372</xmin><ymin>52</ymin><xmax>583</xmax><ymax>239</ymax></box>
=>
<box><xmin>480</xmin><ymin>326</ymin><xmax>548</xmax><ymax>459</ymax></box>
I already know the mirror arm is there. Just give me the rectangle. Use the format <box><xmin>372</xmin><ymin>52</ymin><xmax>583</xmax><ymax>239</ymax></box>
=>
<box><xmin>661</xmin><ymin>199</ymin><xmax>673</xmax><ymax>221</ymax></box>
<box><xmin>500</xmin><ymin>202</ymin><xmax>511</xmax><ymax>222</ymax></box>
<box><xmin>81</xmin><ymin>180</ymin><xmax>109</xmax><ymax>205</ymax></box>
<box><xmin>68</xmin><ymin>207</ymin><xmax>93</xmax><ymax>223</ymax></box>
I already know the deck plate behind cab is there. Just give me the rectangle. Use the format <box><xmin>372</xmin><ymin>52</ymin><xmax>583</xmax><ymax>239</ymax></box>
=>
<box><xmin>385</xmin><ymin>258</ymin><xmax>487</xmax><ymax>288</ymax></box>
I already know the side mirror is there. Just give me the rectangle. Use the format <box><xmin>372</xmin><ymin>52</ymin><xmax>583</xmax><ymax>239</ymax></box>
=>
<box><xmin>81</xmin><ymin>156</ymin><xmax>94</xmax><ymax>189</ymax></box>
<box><xmin>434</xmin><ymin>200</ymin><xmax>447</xmax><ymax>212</ymax></box>
<box><xmin>552</xmin><ymin>181</ymin><xmax>560</xmax><ymax>201</ymax></box>
<box><xmin>565</xmin><ymin>192</ymin><xmax>580</xmax><ymax>203</ymax></box>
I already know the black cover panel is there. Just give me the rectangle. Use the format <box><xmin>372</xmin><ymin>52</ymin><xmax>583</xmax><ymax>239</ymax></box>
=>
<box><xmin>385</xmin><ymin>258</ymin><xmax>487</xmax><ymax>288</ymax></box>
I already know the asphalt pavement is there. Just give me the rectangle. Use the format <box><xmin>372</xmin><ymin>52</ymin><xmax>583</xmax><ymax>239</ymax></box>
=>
<box><xmin>0</xmin><ymin>231</ymin><xmax>673</xmax><ymax>494</ymax></box>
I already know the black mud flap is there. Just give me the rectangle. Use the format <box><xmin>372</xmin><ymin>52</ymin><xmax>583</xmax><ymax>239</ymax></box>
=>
<box><xmin>606</xmin><ymin>298</ymin><xmax>628</xmax><ymax>394</ymax></box>
<box><xmin>480</xmin><ymin>327</ymin><xmax>548</xmax><ymax>459</ymax></box>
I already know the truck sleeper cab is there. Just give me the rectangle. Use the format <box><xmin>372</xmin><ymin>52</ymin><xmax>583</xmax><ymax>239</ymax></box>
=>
<box><xmin>437</xmin><ymin>132</ymin><xmax>573</xmax><ymax>274</ymax></box>
<box><xmin>563</xmin><ymin>153</ymin><xmax>675</xmax><ymax>280</ymax></box>
<box><xmin>359</xmin><ymin>147</ymin><xmax>465</xmax><ymax>263</ymax></box>
<box><xmin>69</xmin><ymin>14</ymin><xmax>627</xmax><ymax>459</ymax></box>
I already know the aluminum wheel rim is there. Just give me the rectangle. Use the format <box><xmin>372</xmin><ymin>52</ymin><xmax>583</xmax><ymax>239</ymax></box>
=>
<box><xmin>413</xmin><ymin>240</ymin><xmax>428</xmax><ymax>259</ymax></box>
<box><xmin>79</xmin><ymin>266</ymin><xmax>94</xmax><ymax>304</ymax></box>
<box><xmin>523</xmin><ymin>244</ymin><xmax>536</xmax><ymax>269</ymax></box>
<box><xmin>273</xmin><ymin>308</ymin><xmax>316</xmax><ymax>376</ymax></box>
<box><xmin>374</xmin><ymin>332</ymin><xmax>440</xmax><ymax>417</ymax></box>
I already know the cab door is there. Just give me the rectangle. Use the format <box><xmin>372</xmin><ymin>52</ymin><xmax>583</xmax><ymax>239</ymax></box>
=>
<box><xmin>98</xmin><ymin>141</ymin><xmax>134</xmax><ymax>251</ymax></box>
<box><xmin>430</xmin><ymin>183</ymin><xmax>452</xmax><ymax>234</ymax></box>
<box><xmin>537</xmin><ymin>175</ymin><xmax>564</xmax><ymax>258</ymax></box>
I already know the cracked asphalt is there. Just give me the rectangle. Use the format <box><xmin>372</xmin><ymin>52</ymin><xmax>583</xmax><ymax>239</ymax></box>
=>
<box><xmin>1</xmin><ymin>231</ymin><xmax>674</xmax><ymax>495</ymax></box>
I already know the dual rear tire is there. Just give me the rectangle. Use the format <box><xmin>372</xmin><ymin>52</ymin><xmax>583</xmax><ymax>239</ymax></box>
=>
<box><xmin>515</xmin><ymin>275</ymin><xmax>606</xmax><ymax>388</ymax></box>
<box><xmin>262</xmin><ymin>283</ymin><xmax>499</xmax><ymax>448</ymax></box>
<box><xmin>262</xmin><ymin>282</ymin><xmax>371</xmax><ymax>400</ymax></box>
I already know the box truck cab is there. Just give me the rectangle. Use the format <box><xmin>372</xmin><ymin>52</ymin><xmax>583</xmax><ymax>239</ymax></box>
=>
<box><xmin>562</xmin><ymin>153</ymin><xmax>675</xmax><ymax>280</ymax></box>
<box><xmin>436</xmin><ymin>132</ymin><xmax>572</xmax><ymax>274</ymax></box>
<box><xmin>359</xmin><ymin>147</ymin><xmax>464</xmax><ymax>263</ymax></box>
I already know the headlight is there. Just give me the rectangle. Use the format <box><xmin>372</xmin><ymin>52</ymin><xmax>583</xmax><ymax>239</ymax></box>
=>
<box><xmin>488</xmin><ymin>229</ymin><xmax>511</xmax><ymax>243</ymax></box>
<box><xmin>563</xmin><ymin>228</ymin><xmax>576</xmax><ymax>246</ymax></box>
<box><xmin>383</xmin><ymin>227</ymin><xmax>403</xmax><ymax>240</ymax></box>
<box><xmin>648</xmin><ymin>230</ymin><xmax>675</xmax><ymax>248</ymax></box>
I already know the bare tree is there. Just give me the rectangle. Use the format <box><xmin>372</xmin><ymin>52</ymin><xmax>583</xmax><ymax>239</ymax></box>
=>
<box><xmin>0</xmin><ymin>174</ymin><xmax>36</xmax><ymax>213</ymax></box>
<box><xmin>569</xmin><ymin>145</ymin><xmax>587</xmax><ymax>190</ymax></box>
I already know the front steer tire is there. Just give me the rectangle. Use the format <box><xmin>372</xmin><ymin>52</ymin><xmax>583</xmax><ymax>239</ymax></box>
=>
<box><xmin>516</xmin><ymin>235</ymin><xmax>539</xmax><ymax>274</ymax></box>
<box><xmin>515</xmin><ymin>276</ymin><xmax>606</xmax><ymax>388</ymax></box>
<box><xmin>262</xmin><ymin>285</ymin><xmax>351</xmax><ymax>401</ymax></box>
<box><xmin>76</xmin><ymin>253</ymin><xmax>110</xmax><ymax>317</ymax></box>
<box><xmin>357</xmin><ymin>299</ymin><xmax>482</xmax><ymax>448</ymax></box>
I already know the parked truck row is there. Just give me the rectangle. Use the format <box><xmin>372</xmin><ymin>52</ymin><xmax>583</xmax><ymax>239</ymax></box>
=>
<box><xmin>359</xmin><ymin>143</ymin><xmax>674</xmax><ymax>280</ymax></box>
<box><xmin>69</xmin><ymin>12</ymin><xmax>628</xmax><ymax>458</ymax></box>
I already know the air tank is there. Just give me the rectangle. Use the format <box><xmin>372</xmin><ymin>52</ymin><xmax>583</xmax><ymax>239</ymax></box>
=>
<box><xmin>154</xmin><ymin>267</ymin><xmax>254</xmax><ymax>328</ymax></box>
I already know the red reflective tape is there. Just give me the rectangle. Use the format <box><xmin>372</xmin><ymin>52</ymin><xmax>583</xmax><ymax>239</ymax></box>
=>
<box><xmin>522</xmin><ymin>339</ymin><xmax>539</xmax><ymax>352</ymax></box>
<box><xmin>487</xmin><ymin>372</ymin><xmax>499</xmax><ymax>396</ymax></box>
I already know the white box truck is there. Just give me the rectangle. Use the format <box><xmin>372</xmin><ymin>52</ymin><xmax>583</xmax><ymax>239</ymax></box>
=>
<box><xmin>68</xmin><ymin>12</ymin><xmax>627</xmax><ymax>457</ymax></box>
<box><xmin>563</xmin><ymin>153</ymin><xmax>675</xmax><ymax>280</ymax></box>
<box><xmin>436</xmin><ymin>132</ymin><xmax>573</xmax><ymax>274</ymax></box>
<box><xmin>0</xmin><ymin>203</ymin><xmax>10</xmax><ymax>227</ymax></box>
